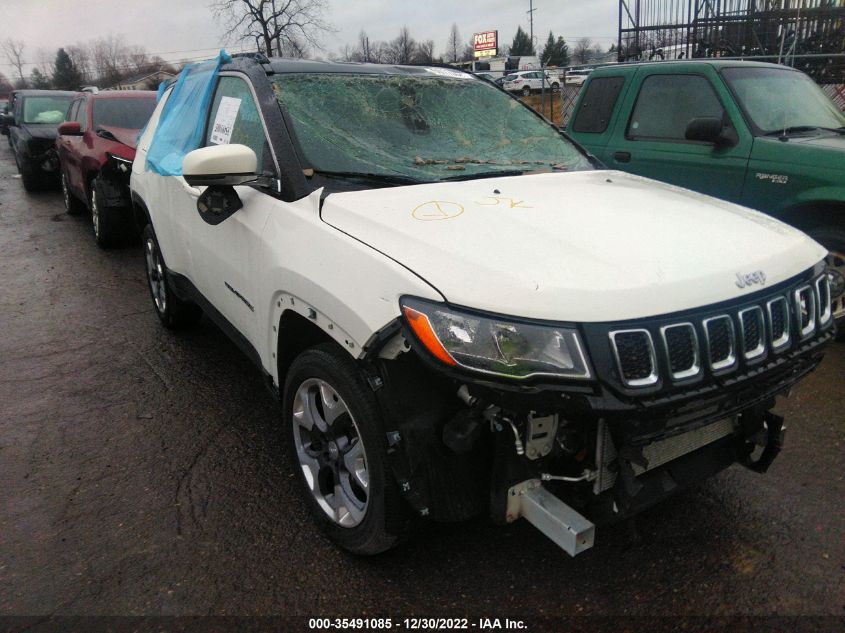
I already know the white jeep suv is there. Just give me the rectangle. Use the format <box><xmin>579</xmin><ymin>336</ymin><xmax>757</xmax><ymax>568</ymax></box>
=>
<box><xmin>131</xmin><ymin>55</ymin><xmax>834</xmax><ymax>556</ymax></box>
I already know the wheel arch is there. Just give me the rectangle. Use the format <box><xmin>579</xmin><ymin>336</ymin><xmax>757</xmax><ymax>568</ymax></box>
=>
<box><xmin>777</xmin><ymin>199</ymin><xmax>845</xmax><ymax>233</ymax></box>
<box><xmin>275</xmin><ymin>308</ymin><xmax>339</xmax><ymax>390</ymax></box>
<box><xmin>131</xmin><ymin>191</ymin><xmax>152</xmax><ymax>231</ymax></box>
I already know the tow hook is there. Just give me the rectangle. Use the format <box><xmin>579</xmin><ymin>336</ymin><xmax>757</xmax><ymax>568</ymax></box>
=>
<box><xmin>741</xmin><ymin>411</ymin><xmax>786</xmax><ymax>473</ymax></box>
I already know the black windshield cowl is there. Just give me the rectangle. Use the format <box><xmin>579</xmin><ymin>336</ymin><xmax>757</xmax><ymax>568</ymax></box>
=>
<box><xmin>764</xmin><ymin>125</ymin><xmax>845</xmax><ymax>138</ymax></box>
<box><xmin>312</xmin><ymin>170</ymin><xmax>426</xmax><ymax>186</ymax></box>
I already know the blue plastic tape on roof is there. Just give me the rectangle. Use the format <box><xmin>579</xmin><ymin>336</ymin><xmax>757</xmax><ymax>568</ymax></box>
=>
<box><xmin>146</xmin><ymin>50</ymin><xmax>232</xmax><ymax>176</ymax></box>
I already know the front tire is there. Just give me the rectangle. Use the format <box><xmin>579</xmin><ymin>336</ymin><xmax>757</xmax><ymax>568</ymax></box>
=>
<box><xmin>91</xmin><ymin>176</ymin><xmax>120</xmax><ymax>248</ymax></box>
<box><xmin>282</xmin><ymin>343</ymin><xmax>408</xmax><ymax>555</ymax></box>
<box><xmin>142</xmin><ymin>224</ymin><xmax>202</xmax><ymax>329</ymax></box>
<box><xmin>62</xmin><ymin>172</ymin><xmax>85</xmax><ymax>215</ymax></box>
<box><xmin>808</xmin><ymin>226</ymin><xmax>845</xmax><ymax>335</ymax></box>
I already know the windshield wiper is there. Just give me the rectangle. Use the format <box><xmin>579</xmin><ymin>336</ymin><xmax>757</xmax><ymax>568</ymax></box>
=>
<box><xmin>438</xmin><ymin>169</ymin><xmax>528</xmax><ymax>182</ymax></box>
<box><xmin>764</xmin><ymin>125</ymin><xmax>845</xmax><ymax>137</ymax></box>
<box><xmin>313</xmin><ymin>170</ymin><xmax>425</xmax><ymax>186</ymax></box>
<box><xmin>95</xmin><ymin>127</ymin><xmax>122</xmax><ymax>143</ymax></box>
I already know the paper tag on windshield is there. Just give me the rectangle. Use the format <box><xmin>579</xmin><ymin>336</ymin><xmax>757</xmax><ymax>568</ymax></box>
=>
<box><xmin>210</xmin><ymin>96</ymin><xmax>241</xmax><ymax>145</ymax></box>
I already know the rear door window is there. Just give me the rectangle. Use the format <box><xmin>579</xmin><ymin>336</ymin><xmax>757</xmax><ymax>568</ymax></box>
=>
<box><xmin>572</xmin><ymin>76</ymin><xmax>626</xmax><ymax>134</ymax></box>
<box><xmin>627</xmin><ymin>74</ymin><xmax>725</xmax><ymax>141</ymax></box>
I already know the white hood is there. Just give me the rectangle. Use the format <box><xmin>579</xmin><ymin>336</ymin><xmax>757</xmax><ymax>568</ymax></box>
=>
<box><xmin>320</xmin><ymin>170</ymin><xmax>826</xmax><ymax>322</ymax></box>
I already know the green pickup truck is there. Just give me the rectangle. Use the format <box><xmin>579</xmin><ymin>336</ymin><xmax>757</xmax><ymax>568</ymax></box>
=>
<box><xmin>567</xmin><ymin>60</ymin><xmax>845</xmax><ymax>328</ymax></box>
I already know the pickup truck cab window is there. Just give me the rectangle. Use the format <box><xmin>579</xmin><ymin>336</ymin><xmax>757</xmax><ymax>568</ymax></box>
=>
<box><xmin>205</xmin><ymin>75</ymin><xmax>270</xmax><ymax>173</ymax></box>
<box><xmin>571</xmin><ymin>76</ymin><xmax>625</xmax><ymax>134</ymax></box>
<box><xmin>627</xmin><ymin>74</ymin><xmax>725</xmax><ymax>141</ymax></box>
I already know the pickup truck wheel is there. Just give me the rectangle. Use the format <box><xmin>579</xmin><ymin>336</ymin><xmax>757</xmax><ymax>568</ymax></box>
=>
<box><xmin>522</xmin><ymin>86</ymin><xmax>531</xmax><ymax>97</ymax></box>
<box><xmin>808</xmin><ymin>227</ymin><xmax>845</xmax><ymax>334</ymax></box>
<box><xmin>142</xmin><ymin>225</ymin><xmax>202</xmax><ymax>329</ymax></box>
<box><xmin>283</xmin><ymin>343</ymin><xmax>408</xmax><ymax>555</ymax></box>
<box><xmin>551</xmin><ymin>82</ymin><xmax>560</xmax><ymax>91</ymax></box>
<box><xmin>91</xmin><ymin>177</ymin><xmax>120</xmax><ymax>248</ymax></box>
<box><xmin>62</xmin><ymin>173</ymin><xmax>84</xmax><ymax>216</ymax></box>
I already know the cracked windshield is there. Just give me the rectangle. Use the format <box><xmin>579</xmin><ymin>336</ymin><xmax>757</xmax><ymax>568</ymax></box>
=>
<box><xmin>272</xmin><ymin>71</ymin><xmax>592</xmax><ymax>181</ymax></box>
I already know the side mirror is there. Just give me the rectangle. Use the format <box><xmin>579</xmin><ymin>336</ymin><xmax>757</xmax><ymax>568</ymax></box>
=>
<box><xmin>685</xmin><ymin>117</ymin><xmax>736</xmax><ymax>147</ymax></box>
<box><xmin>58</xmin><ymin>121</ymin><xmax>82</xmax><ymax>136</ymax></box>
<box><xmin>183</xmin><ymin>144</ymin><xmax>258</xmax><ymax>225</ymax></box>
<box><xmin>183</xmin><ymin>144</ymin><xmax>258</xmax><ymax>187</ymax></box>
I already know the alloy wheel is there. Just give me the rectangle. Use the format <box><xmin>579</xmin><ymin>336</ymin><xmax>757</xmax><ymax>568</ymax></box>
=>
<box><xmin>61</xmin><ymin>174</ymin><xmax>70</xmax><ymax>211</ymax></box>
<box><xmin>827</xmin><ymin>249</ymin><xmax>845</xmax><ymax>321</ymax></box>
<box><xmin>145</xmin><ymin>237</ymin><xmax>167</xmax><ymax>314</ymax></box>
<box><xmin>291</xmin><ymin>378</ymin><xmax>369</xmax><ymax>527</ymax></box>
<box><xmin>91</xmin><ymin>187</ymin><xmax>100</xmax><ymax>239</ymax></box>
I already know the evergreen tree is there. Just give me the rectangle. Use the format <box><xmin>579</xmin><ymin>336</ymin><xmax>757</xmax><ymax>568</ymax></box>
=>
<box><xmin>510</xmin><ymin>26</ymin><xmax>535</xmax><ymax>56</ymax></box>
<box><xmin>540</xmin><ymin>31</ymin><xmax>556</xmax><ymax>66</ymax></box>
<box><xmin>52</xmin><ymin>48</ymin><xmax>83</xmax><ymax>90</ymax></box>
<box><xmin>539</xmin><ymin>32</ymin><xmax>569</xmax><ymax>67</ymax></box>
<box><xmin>29</xmin><ymin>68</ymin><xmax>51</xmax><ymax>89</ymax></box>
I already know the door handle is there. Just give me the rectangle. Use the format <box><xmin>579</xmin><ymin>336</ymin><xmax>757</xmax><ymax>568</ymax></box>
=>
<box><xmin>613</xmin><ymin>151</ymin><xmax>631</xmax><ymax>163</ymax></box>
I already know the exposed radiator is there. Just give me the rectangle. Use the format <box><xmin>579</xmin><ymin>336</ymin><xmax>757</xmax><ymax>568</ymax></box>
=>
<box><xmin>594</xmin><ymin>417</ymin><xmax>737</xmax><ymax>494</ymax></box>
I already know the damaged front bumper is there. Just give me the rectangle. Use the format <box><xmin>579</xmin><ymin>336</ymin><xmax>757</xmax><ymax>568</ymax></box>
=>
<box><xmin>365</xmin><ymin>267</ymin><xmax>834</xmax><ymax>557</ymax></box>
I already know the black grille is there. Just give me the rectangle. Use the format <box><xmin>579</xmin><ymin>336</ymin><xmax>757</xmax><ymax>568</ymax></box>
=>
<box><xmin>770</xmin><ymin>300</ymin><xmax>787</xmax><ymax>342</ymax></box>
<box><xmin>741</xmin><ymin>310</ymin><xmax>761</xmax><ymax>353</ymax></box>
<box><xmin>796</xmin><ymin>287</ymin><xmax>813</xmax><ymax>331</ymax></box>
<box><xmin>664</xmin><ymin>325</ymin><xmax>696</xmax><ymax>375</ymax></box>
<box><xmin>706</xmin><ymin>317</ymin><xmax>733</xmax><ymax>365</ymax></box>
<box><xmin>613</xmin><ymin>331</ymin><xmax>654</xmax><ymax>382</ymax></box>
<box><xmin>607</xmin><ymin>274</ymin><xmax>829</xmax><ymax>389</ymax></box>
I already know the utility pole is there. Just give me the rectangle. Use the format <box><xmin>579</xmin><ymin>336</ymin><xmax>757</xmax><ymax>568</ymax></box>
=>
<box><xmin>528</xmin><ymin>0</ymin><xmax>536</xmax><ymax>51</ymax></box>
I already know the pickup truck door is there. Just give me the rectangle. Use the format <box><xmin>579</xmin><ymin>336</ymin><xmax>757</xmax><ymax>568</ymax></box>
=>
<box><xmin>175</xmin><ymin>74</ymin><xmax>277</xmax><ymax>352</ymax></box>
<box><xmin>602</xmin><ymin>69</ymin><xmax>752</xmax><ymax>203</ymax></box>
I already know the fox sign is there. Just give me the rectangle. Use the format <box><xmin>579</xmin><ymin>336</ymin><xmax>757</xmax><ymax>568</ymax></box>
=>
<box><xmin>473</xmin><ymin>31</ymin><xmax>498</xmax><ymax>58</ymax></box>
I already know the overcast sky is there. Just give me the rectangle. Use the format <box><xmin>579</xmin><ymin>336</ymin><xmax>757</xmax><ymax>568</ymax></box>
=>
<box><xmin>0</xmin><ymin>0</ymin><xmax>617</xmax><ymax>76</ymax></box>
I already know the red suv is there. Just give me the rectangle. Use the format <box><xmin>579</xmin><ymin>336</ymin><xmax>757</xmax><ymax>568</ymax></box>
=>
<box><xmin>57</xmin><ymin>90</ymin><xmax>157</xmax><ymax>247</ymax></box>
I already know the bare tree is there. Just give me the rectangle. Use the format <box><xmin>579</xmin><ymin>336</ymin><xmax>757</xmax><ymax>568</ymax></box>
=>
<box><xmin>354</xmin><ymin>30</ymin><xmax>378</xmax><ymax>63</ymax></box>
<box><xmin>447</xmin><ymin>23</ymin><xmax>461</xmax><ymax>63</ymax></box>
<box><xmin>127</xmin><ymin>45</ymin><xmax>150</xmax><ymax>74</ymax></box>
<box><xmin>573</xmin><ymin>38</ymin><xmax>593</xmax><ymax>64</ymax></box>
<box><xmin>385</xmin><ymin>26</ymin><xmax>416</xmax><ymax>65</ymax></box>
<box><xmin>1</xmin><ymin>39</ymin><xmax>26</xmax><ymax>86</ymax></box>
<box><xmin>34</xmin><ymin>48</ymin><xmax>55</xmax><ymax>78</ymax></box>
<box><xmin>66</xmin><ymin>44</ymin><xmax>93</xmax><ymax>84</ymax></box>
<box><xmin>91</xmin><ymin>36</ymin><xmax>129</xmax><ymax>85</ymax></box>
<box><xmin>212</xmin><ymin>0</ymin><xmax>333</xmax><ymax>58</ymax></box>
<box><xmin>413</xmin><ymin>40</ymin><xmax>435</xmax><ymax>64</ymax></box>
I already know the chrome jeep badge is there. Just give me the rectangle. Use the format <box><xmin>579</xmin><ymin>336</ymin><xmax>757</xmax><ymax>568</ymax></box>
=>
<box><xmin>736</xmin><ymin>270</ymin><xmax>767</xmax><ymax>289</ymax></box>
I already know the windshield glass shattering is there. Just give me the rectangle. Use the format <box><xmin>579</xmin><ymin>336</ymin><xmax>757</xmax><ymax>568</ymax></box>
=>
<box><xmin>272</xmin><ymin>72</ymin><xmax>591</xmax><ymax>181</ymax></box>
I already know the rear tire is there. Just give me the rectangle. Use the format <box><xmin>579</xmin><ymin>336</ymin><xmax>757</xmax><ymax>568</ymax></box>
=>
<box><xmin>142</xmin><ymin>224</ymin><xmax>202</xmax><ymax>329</ymax></box>
<box><xmin>522</xmin><ymin>86</ymin><xmax>531</xmax><ymax>97</ymax></box>
<box><xmin>808</xmin><ymin>226</ymin><xmax>845</xmax><ymax>336</ymax></box>
<box><xmin>282</xmin><ymin>343</ymin><xmax>409</xmax><ymax>555</ymax></box>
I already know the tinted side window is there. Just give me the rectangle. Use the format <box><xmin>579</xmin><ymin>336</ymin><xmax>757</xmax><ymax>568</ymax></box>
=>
<box><xmin>572</xmin><ymin>76</ymin><xmax>626</xmax><ymax>134</ymax></box>
<box><xmin>67</xmin><ymin>100</ymin><xmax>79</xmax><ymax>123</ymax></box>
<box><xmin>205</xmin><ymin>76</ymin><xmax>269</xmax><ymax>173</ymax></box>
<box><xmin>75</xmin><ymin>100</ymin><xmax>87</xmax><ymax>131</ymax></box>
<box><xmin>627</xmin><ymin>74</ymin><xmax>724</xmax><ymax>140</ymax></box>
